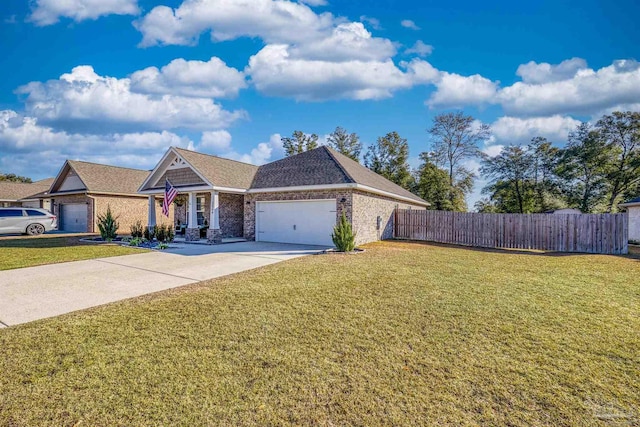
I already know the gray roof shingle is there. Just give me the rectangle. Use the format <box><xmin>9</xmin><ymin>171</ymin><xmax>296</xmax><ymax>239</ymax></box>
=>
<box><xmin>51</xmin><ymin>161</ymin><xmax>150</xmax><ymax>195</ymax></box>
<box><xmin>0</xmin><ymin>178</ymin><xmax>54</xmax><ymax>201</ymax></box>
<box><xmin>250</xmin><ymin>146</ymin><xmax>427</xmax><ymax>205</ymax></box>
<box><xmin>173</xmin><ymin>147</ymin><xmax>259</xmax><ymax>189</ymax></box>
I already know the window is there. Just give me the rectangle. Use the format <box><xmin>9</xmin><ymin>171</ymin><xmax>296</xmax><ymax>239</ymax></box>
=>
<box><xmin>0</xmin><ymin>209</ymin><xmax>24</xmax><ymax>217</ymax></box>
<box><xmin>26</xmin><ymin>209</ymin><xmax>47</xmax><ymax>216</ymax></box>
<box><xmin>196</xmin><ymin>196</ymin><xmax>206</xmax><ymax>226</ymax></box>
<box><xmin>186</xmin><ymin>196</ymin><xmax>207</xmax><ymax>226</ymax></box>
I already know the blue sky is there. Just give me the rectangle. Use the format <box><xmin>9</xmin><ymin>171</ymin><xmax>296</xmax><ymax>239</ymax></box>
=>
<box><xmin>1</xmin><ymin>0</ymin><xmax>639</xmax><ymax>207</ymax></box>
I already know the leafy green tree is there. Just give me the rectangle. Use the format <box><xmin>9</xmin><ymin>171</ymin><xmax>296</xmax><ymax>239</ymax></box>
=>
<box><xmin>556</xmin><ymin>123</ymin><xmax>612</xmax><ymax>213</ymax></box>
<box><xmin>481</xmin><ymin>145</ymin><xmax>536</xmax><ymax>213</ymax></box>
<box><xmin>0</xmin><ymin>173</ymin><xmax>32</xmax><ymax>183</ymax></box>
<box><xmin>528</xmin><ymin>136</ymin><xmax>562</xmax><ymax>212</ymax></box>
<box><xmin>364</xmin><ymin>131</ymin><xmax>412</xmax><ymax>189</ymax></box>
<box><xmin>415</xmin><ymin>152</ymin><xmax>469</xmax><ymax>211</ymax></box>
<box><xmin>595</xmin><ymin>111</ymin><xmax>640</xmax><ymax>212</ymax></box>
<box><xmin>327</xmin><ymin>126</ymin><xmax>362</xmax><ymax>162</ymax></box>
<box><xmin>281</xmin><ymin>131</ymin><xmax>319</xmax><ymax>156</ymax></box>
<box><xmin>428</xmin><ymin>112</ymin><xmax>490</xmax><ymax>208</ymax></box>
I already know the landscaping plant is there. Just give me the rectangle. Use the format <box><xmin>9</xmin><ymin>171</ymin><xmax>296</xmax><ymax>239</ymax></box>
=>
<box><xmin>96</xmin><ymin>205</ymin><xmax>119</xmax><ymax>242</ymax></box>
<box><xmin>130</xmin><ymin>220</ymin><xmax>143</xmax><ymax>239</ymax></box>
<box><xmin>156</xmin><ymin>224</ymin><xmax>167</xmax><ymax>243</ymax></box>
<box><xmin>143</xmin><ymin>225</ymin><xmax>154</xmax><ymax>241</ymax></box>
<box><xmin>331</xmin><ymin>212</ymin><xmax>356</xmax><ymax>252</ymax></box>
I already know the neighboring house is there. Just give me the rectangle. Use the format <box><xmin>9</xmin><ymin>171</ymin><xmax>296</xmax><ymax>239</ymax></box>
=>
<box><xmin>620</xmin><ymin>197</ymin><xmax>640</xmax><ymax>242</ymax></box>
<box><xmin>0</xmin><ymin>178</ymin><xmax>54</xmax><ymax>210</ymax></box>
<box><xmin>139</xmin><ymin>146</ymin><xmax>429</xmax><ymax>246</ymax></box>
<box><xmin>47</xmin><ymin>160</ymin><xmax>172</xmax><ymax>233</ymax></box>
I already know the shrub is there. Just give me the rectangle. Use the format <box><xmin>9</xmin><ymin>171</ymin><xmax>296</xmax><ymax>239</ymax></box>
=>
<box><xmin>331</xmin><ymin>212</ymin><xmax>356</xmax><ymax>252</ymax></box>
<box><xmin>166</xmin><ymin>226</ymin><xmax>175</xmax><ymax>242</ymax></box>
<box><xmin>97</xmin><ymin>205</ymin><xmax>119</xmax><ymax>241</ymax></box>
<box><xmin>143</xmin><ymin>225</ymin><xmax>155</xmax><ymax>241</ymax></box>
<box><xmin>129</xmin><ymin>237</ymin><xmax>142</xmax><ymax>246</ymax></box>
<box><xmin>130</xmin><ymin>220</ymin><xmax>144</xmax><ymax>239</ymax></box>
<box><xmin>156</xmin><ymin>224</ymin><xmax>167</xmax><ymax>243</ymax></box>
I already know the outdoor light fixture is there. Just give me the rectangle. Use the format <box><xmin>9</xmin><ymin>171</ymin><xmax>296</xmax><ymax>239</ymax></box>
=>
<box><xmin>340</xmin><ymin>197</ymin><xmax>347</xmax><ymax>203</ymax></box>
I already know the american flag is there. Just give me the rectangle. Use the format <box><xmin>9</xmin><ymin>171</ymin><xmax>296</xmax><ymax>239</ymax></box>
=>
<box><xmin>162</xmin><ymin>179</ymin><xmax>178</xmax><ymax>217</ymax></box>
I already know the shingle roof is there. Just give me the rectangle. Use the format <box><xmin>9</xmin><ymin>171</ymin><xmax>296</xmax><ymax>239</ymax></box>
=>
<box><xmin>0</xmin><ymin>178</ymin><xmax>54</xmax><ymax>201</ymax></box>
<box><xmin>173</xmin><ymin>147</ymin><xmax>259</xmax><ymax>189</ymax></box>
<box><xmin>51</xmin><ymin>161</ymin><xmax>150</xmax><ymax>195</ymax></box>
<box><xmin>251</xmin><ymin>146</ymin><xmax>427</xmax><ymax>205</ymax></box>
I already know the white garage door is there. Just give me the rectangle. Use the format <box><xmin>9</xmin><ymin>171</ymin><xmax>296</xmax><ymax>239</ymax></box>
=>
<box><xmin>61</xmin><ymin>204</ymin><xmax>88</xmax><ymax>232</ymax></box>
<box><xmin>256</xmin><ymin>199</ymin><xmax>336</xmax><ymax>246</ymax></box>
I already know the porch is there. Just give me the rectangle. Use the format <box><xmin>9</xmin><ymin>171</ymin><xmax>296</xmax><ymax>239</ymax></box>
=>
<box><xmin>147</xmin><ymin>190</ymin><xmax>245</xmax><ymax>244</ymax></box>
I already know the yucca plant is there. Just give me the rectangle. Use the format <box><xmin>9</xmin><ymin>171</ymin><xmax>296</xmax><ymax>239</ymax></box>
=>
<box><xmin>331</xmin><ymin>212</ymin><xmax>356</xmax><ymax>252</ymax></box>
<box><xmin>97</xmin><ymin>205</ymin><xmax>119</xmax><ymax>242</ymax></box>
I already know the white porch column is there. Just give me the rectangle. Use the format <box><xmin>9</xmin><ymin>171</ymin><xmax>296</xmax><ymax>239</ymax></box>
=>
<box><xmin>147</xmin><ymin>196</ymin><xmax>156</xmax><ymax>229</ymax></box>
<box><xmin>210</xmin><ymin>191</ymin><xmax>220</xmax><ymax>230</ymax></box>
<box><xmin>188</xmin><ymin>192</ymin><xmax>198</xmax><ymax>228</ymax></box>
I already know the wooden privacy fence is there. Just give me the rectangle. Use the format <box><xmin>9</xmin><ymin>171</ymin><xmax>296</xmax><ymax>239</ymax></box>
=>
<box><xmin>394</xmin><ymin>209</ymin><xmax>629</xmax><ymax>255</ymax></box>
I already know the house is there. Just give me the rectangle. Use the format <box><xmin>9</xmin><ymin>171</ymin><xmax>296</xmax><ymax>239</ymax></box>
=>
<box><xmin>0</xmin><ymin>178</ymin><xmax>54</xmax><ymax>209</ymax></box>
<box><xmin>139</xmin><ymin>146</ymin><xmax>429</xmax><ymax>246</ymax></box>
<box><xmin>47</xmin><ymin>160</ymin><xmax>172</xmax><ymax>233</ymax></box>
<box><xmin>620</xmin><ymin>197</ymin><xmax>640</xmax><ymax>242</ymax></box>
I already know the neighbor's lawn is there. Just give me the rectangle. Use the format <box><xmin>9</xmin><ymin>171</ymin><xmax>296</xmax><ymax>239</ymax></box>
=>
<box><xmin>0</xmin><ymin>236</ymin><xmax>145</xmax><ymax>270</ymax></box>
<box><xmin>1</xmin><ymin>241</ymin><xmax>638</xmax><ymax>426</ymax></box>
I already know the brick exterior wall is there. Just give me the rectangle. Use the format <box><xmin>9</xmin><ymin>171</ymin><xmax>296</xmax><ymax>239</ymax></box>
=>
<box><xmin>243</xmin><ymin>190</ymin><xmax>352</xmax><ymax>240</ymax></box>
<box><xmin>351</xmin><ymin>190</ymin><xmax>425</xmax><ymax>245</ymax></box>
<box><xmin>51</xmin><ymin>194</ymin><xmax>94</xmax><ymax>232</ymax></box>
<box><xmin>93</xmin><ymin>195</ymin><xmax>173</xmax><ymax>236</ymax></box>
<box><xmin>220</xmin><ymin>193</ymin><xmax>244</xmax><ymax>237</ymax></box>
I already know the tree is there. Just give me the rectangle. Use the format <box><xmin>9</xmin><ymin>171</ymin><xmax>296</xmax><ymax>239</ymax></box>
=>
<box><xmin>281</xmin><ymin>131</ymin><xmax>319</xmax><ymax>156</ymax></box>
<box><xmin>556</xmin><ymin>123</ymin><xmax>612</xmax><ymax>213</ymax></box>
<box><xmin>481</xmin><ymin>145</ymin><xmax>536</xmax><ymax>213</ymax></box>
<box><xmin>364</xmin><ymin>131</ymin><xmax>412</xmax><ymax>189</ymax></box>
<box><xmin>327</xmin><ymin>126</ymin><xmax>362</xmax><ymax>162</ymax></box>
<box><xmin>595</xmin><ymin>111</ymin><xmax>640</xmax><ymax>212</ymax></box>
<box><xmin>0</xmin><ymin>173</ymin><xmax>32</xmax><ymax>183</ymax></box>
<box><xmin>528</xmin><ymin>136</ymin><xmax>562</xmax><ymax>212</ymax></box>
<box><xmin>427</xmin><ymin>112</ymin><xmax>490</xmax><ymax>207</ymax></box>
<box><xmin>415</xmin><ymin>152</ymin><xmax>469</xmax><ymax>211</ymax></box>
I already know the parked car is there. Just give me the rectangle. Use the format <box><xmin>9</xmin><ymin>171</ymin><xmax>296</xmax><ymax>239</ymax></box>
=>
<box><xmin>0</xmin><ymin>207</ymin><xmax>57</xmax><ymax>236</ymax></box>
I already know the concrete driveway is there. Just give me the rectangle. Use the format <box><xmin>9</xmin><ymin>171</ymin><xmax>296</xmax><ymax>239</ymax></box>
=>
<box><xmin>0</xmin><ymin>241</ymin><xmax>327</xmax><ymax>327</ymax></box>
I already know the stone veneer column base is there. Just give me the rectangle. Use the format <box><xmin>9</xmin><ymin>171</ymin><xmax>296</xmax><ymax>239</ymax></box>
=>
<box><xmin>185</xmin><ymin>228</ymin><xmax>200</xmax><ymax>241</ymax></box>
<box><xmin>207</xmin><ymin>228</ymin><xmax>223</xmax><ymax>244</ymax></box>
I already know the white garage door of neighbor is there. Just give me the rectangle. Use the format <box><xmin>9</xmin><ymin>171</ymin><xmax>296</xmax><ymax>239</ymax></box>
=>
<box><xmin>256</xmin><ymin>200</ymin><xmax>336</xmax><ymax>246</ymax></box>
<box><xmin>61</xmin><ymin>204</ymin><xmax>88</xmax><ymax>232</ymax></box>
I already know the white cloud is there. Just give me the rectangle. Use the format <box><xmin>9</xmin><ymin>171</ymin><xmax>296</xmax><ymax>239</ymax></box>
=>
<box><xmin>130</xmin><ymin>57</ymin><xmax>246</xmax><ymax>98</ymax></box>
<box><xmin>17</xmin><ymin>65</ymin><xmax>246</xmax><ymax>132</ymax></box>
<box><xmin>220</xmin><ymin>133</ymin><xmax>284</xmax><ymax>165</ymax></box>
<box><xmin>491</xmin><ymin>115</ymin><xmax>581</xmax><ymax>144</ymax></box>
<box><xmin>405</xmin><ymin>40</ymin><xmax>433</xmax><ymax>57</ymax></box>
<box><xmin>199</xmin><ymin>130</ymin><xmax>232</xmax><ymax>152</ymax></box>
<box><xmin>134</xmin><ymin>0</ymin><xmax>335</xmax><ymax>47</ymax></box>
<box><xmin>289</xmin><ymin>22</ymin><xmax>396</xmax><ymax>62</ymax></box>
<box><xmin>298</xmin><ymin>0</ymin><xmax>327</xmax><ymax>5</ymax></box>
<box><xmin>516</xmin><ymin>57</ymin><xmax>587</xmax><ymax>84</ymax></box>
<box><xmin>246</xmin><ymin>45</ymin><xmax>435</xmax><ymax>101</ymax></box>
<box><xmin>427</xmin><ymin>72</ymin><xmax>499</xmax><ymax>108</ymax></box>
<box><xmin>0</xmin><ymin>109</ymin><xmax>194</xmax><ymax>177</ymax></box>
<box><xmin>498</xmin><ymin>59</ymin><xmax>640</xmax><ymax>116</ymax></box>
<box><xmin>400</xmin><ymin>19</ymin><xmax>420</xmax><ymax>30</ymax></box>
<box><xmin>360</xmin><ymin>15</ymin><xmax>381</xmax><ymax>30</ymax></box>
<box><xmin>28</xmin><ymin>0</ymin><xmax>139</xmax><ymax>26</ymax></box>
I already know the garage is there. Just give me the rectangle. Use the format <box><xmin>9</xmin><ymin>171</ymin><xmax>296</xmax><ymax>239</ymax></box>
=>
<box><xmin>256</xmin><ymin>199</ymin><xmax>336</xmax><ymax>246</ymax></box>
<box><xmin>61</xmin><ymin>204</ymin><xmax>88</xmax><ymax>232</ymax></box>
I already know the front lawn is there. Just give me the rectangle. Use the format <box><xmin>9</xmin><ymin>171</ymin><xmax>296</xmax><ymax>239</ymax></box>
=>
<box><xmin>1</xmin><ymin>241</ymin><xmax>638</xmax><ymax>425</ymax></box>
<box><xmin>0</xmin><ymin>236</ymin><xmax>145</xmax><ymax>270</ymax></box>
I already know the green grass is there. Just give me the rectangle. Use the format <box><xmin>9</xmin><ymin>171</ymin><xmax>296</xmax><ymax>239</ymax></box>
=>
<box><xmin>0</xmin><ymin>236</ymin><xmax>146</xmax><ymax>270</ymax></box>
<box><xmin>1</xmin><ymin>241</ymin><xmax>638</xmax><ymax>426</ymax></box>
